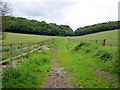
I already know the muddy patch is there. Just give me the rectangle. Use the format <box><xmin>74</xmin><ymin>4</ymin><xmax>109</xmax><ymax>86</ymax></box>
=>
<box><xmin>91</xmin><ymin>69</ymin><xmax>118</xmax><ymax>88</ymax></box>
<box><xmin>41</xmin><ymin>48</ymin><xmax>74</xmax><ymax>88</ymax></box>
<box><xmin>41</xmin><ymin>45</ymin><xmax>50</xmax><ymax>51</ymax></box>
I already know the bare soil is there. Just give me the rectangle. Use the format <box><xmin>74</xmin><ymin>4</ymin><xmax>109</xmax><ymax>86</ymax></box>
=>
<box><xmin>41</xmin><ymin>48</ymin><xmax>74</xmax><ymax>88</ymax></box>
<box><xmin>91</xmin><ymin>69</ymin><xmax>118</xmax><ymax>88</ymax></box>
<box><xmin>41</xmin><ymin>45</ymin><xmax>50</xmax><ymax>51</ymax></box>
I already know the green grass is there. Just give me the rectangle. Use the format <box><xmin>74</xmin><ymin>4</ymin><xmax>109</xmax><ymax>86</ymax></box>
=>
<box><xmin>2</xmin><ymin>30</ymin><xmax>119</xmax><ymax>88</ymax></box>
<box><xmin>2</xmin><ymin>38</ymin><xmax>58</xmax><ymax>88</ymax></box>
<box><xmin>70</xmin><ymin>29</ymin><xmax>119</xmax><ymax>46</ymax></box>
<box><xmin>2</xmin><ymin>32</ymin><xmax>57</xmax><ymax>61</ymax></box>
<box><xmin>3</xmin><ymin>32</ymin><xmax>56</xmax><ymax>44</ymax></box>
<box><xmin>2</xmin><ymin>40</ymin><xmax>50</xmax><ymax>61</ymax></box>
<box><xmin>3</xmin><ymin>29</ymin><xmax>118</xmax><ymax>45</ymax></box>
<box><xmin>56</xmin><ymin>38</ymin><xmax>118</xmax><ymax>88</ymax></box>
<box><xmin>2</xmin><ymin>51</ymin><xmax>51</xmax><ymax>88</ymax></box>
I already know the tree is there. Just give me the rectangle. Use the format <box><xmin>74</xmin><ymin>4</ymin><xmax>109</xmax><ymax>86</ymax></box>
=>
<box><xmin>5</xmin><ymin>16</ymin><xmax>74</xmax><ymax>36</ymax></box>
<box><xmin>0</xmin><ymin>1</ymin><xmax>12</xmax><ymax>39</ymax></box>
<box><xmin>74</xmin><ymin>21</ymin><xmax>120</xmax><ymax>36</ymax></box>
<box><xmin>0</xmin><ymin>1</ymin><xmax>11</xmax><ymax>16</ymax></box>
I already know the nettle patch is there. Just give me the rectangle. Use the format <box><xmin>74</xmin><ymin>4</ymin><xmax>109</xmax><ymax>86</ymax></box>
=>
<box><xmin>74</xmin><ymin>42</ymin><xmax>90</xmax><ymax>51</ymax></box>
<box><xmin>95</xmin><ymin>50</ymin><xmax>113</xmax><ymax>62</ymax></box>
<box><xmin>73</xmin><ymin>41</ymin><xmax>99</xmax><ymax>54</ymax></box>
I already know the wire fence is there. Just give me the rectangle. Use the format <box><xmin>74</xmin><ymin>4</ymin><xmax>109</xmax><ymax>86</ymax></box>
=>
<box><xmin>67</xmin><ymin>38</ymin><xmax>119</xmax><ymax>47</ymax></box>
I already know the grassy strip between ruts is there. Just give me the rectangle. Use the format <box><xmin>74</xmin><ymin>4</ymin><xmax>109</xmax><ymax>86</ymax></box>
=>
<box><xmin>2</xmin><ymin>39</ymin><xmax>58</xmax><ymax>88</ymax></box>
<box><xmin>56</xmin><ymin>38</ymin><xmax>118</xmax><ymax>88</ymax></box>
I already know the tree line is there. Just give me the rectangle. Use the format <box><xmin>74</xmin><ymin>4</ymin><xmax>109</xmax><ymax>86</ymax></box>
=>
<box><xmin>74</xmin><ymin>21</ymin><xmax>120</xmax><ymax>36</ymax></box>
<box><xmin>1</xmin><ymin>1</ymin><xmax>120</xmax><ymax>37</ymax></box>
<box><xmin>3</xmin><ymin>16</ymin><xmax>120</xmax><ymax>37</ymax></box>
<box><xmin>5</xmin><ymin>16</ymin><xmax>74</xmax><ymax>36</ymax></box>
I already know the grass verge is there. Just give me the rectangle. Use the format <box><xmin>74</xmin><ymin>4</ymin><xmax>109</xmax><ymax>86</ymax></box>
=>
<box><xmin>56</xmin><ymin>38</ymin><xmax>118</xmax><ymax>88</ymax></box>
<box><xmin>2</xmin><ymin>39</ymin><xmax>58</xmax><ymax>88</ymax></box>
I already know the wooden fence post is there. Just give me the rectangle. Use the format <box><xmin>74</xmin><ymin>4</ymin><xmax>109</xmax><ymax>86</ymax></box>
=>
<box><xmin>28</xmin><ymin>43</ymin><xmax>30</xmax><ymax>55</ymax></box>
<box><xmin>33</xmin><ymin>42</ymin><xmax>35</xmax><ymax>51</ymax></box>
<box><xmin>96</xmin><ymin>40</ymin><xmax>98</xmax><ymax>43</ymax></box>
<box><xmin>2</xmin><ymin>39</ymin><xmax>52</xmax><ymax>67</ymax></box>
<box><xmin>103</xmin><ymin>39</ymin><xmax>106</xmax><ymax>46</ymax></box>
<box><xmin>44</xmin><ymin>40</ymin><xmax>46</xmax><ymax>45</ymax></box>
<box><xmin>39</xmin><ymin>41</ymin><xmax>42</xmax><ymax>46</ymax></box>
<box><xmin>43</xmin><ymin>41</ymin><xmax>45</xmax><ymax>45</ymax></box>
<box><xmin>21</xmin><ymin>43</ymin><xmax>23</xmax><ymax>61</ymax></box>
<box><xmin>10</xmin><ymin>44</ymin><xmax>13</xmax><ymax>67</ymax></box>
<box><xmin>37</xmin><ymin>41</ymin><xmax>39</xmax><ymax>50</ymax></box>
<box><xmin>45</xmin><ymin>40</ymin><xmax>47</xmax><ymax>44</ymax></box>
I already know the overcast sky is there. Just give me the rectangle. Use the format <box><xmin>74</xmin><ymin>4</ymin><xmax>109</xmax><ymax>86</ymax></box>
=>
<box><xmin>4</xmin><ymin>0</ymin><xmax>120</xmax><ymax>30</ymax></box>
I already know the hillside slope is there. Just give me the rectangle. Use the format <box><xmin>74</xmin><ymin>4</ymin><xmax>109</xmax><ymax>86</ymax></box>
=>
<box><xmin>73</xmin><ymin>29</ymin><xmax>119</xmax><ymax>45</ymax></box>
<box><xmin>3</xmin><ymin>32</ymin><xmax>56</xmax><ymax>44</ymax></box>
<box><xmin>75</xmin><ymin>21</ymin><xmax>120</xmax><ymax>36</ymax></box>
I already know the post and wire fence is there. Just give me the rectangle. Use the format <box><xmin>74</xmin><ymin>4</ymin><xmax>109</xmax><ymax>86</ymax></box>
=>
<box><xmin>67</xmin><ymin>38</ymin><xmax>119</xmax><ymax>47</ymax></box>
<box><xmin>1</xmin><ymin>38</ymin><xmax>118</xmax><ymax>68</ymax></box>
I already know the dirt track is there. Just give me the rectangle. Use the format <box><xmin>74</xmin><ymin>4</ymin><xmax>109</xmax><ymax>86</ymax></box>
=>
<box><xmin>41</xmin><ymin>48</ymin><xmax>74</xmax><ymax>88</ymax></box>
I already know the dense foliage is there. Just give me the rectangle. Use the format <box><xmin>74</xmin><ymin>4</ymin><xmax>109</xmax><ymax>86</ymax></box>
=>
<box><xmin>74</xmin><ymin>21</ymin><xmax>120</xmax><ymax>36</ymax></box>
<box><xmin>4</xmin><ymin>16</ymin><xmax>120</xmax><ymax>36</ymax></box>
<box><xmin>5</xmin><ymin>16</ymin><xmax>74</xmax><ymax>36</ymax></box>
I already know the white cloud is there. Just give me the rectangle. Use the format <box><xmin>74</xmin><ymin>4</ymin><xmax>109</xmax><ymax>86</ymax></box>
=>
<box><xmin>3</xmin><ymin>0</ymin><xmax>119</xmax><ymax>30</ymax></box>
<box><xmin>59</xmin><ymin>0</ymin><xmax>119</xmax><ymax>30</ymax></box>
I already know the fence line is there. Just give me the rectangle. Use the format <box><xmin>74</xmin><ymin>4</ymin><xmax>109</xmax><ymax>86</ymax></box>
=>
<box><xmin>1</xmin><ymin>39</ymin><xmax>53</xmax><ymax>67</ymax></box>
<box><xmin>68</xmin><ymin>38</ymin><xmax>119</xmax><ymax>46</ymax></box>
<box><xmin>67</xmin><ymin>38</ymin><xmax>107</xmax><ymax>46</ymax></box>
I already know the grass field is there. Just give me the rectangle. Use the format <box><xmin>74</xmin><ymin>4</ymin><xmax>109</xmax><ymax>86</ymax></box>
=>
<box><xmin>71</xmin><ymin>29</ymin><xmax>119</xmax><ymax>45</ymax></box>
<box><xmin>3</xmin><ymin>29</ymin><xmax>119</xmax><ymax>45</ymax></box>
<box><xmin>2</xmin><ymin>40</ymin><xmax>57</xmax><ymax>88</ymax></box>
<box><xmin>3</xmin><ymin>32</ymin><xmax>56</xmax><ymax>44</ymax></box>
<box><xmin>2</xmin><ymin>33</ymin><xmax>57</xmax><ymax>61</ymax></box>
<box><xmin>56</xmin><ymin>38</ymin><xmax>118</xmax><ymax>88</ymax></box>
<box><xmin>3</xmin><ymin>51</ymin><xmax>51</xmax><ymax>88</ymax></box>
<box><xmin>2</xmin><ymin>30</ymin><xmax>119</xmax><ymax>88</ymax></box>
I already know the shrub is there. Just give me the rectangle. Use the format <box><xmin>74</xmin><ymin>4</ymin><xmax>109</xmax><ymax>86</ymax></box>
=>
<box><xmin>111</xmin><ymin>56</ymin><xmax>120</xmax><ymax>74</ymax></box>
<box><xmin>47</xmin><ymin>40</ymin><xmax>57</xmax><ymax>48</ymax></box>
<box><xmin>95</xmin><ymin>50</ymin><xmax>113</xmax><ymax>62</ymax></box>
<box><xmin>101</xmin><ymin>53</ymin><xmax>112</xmax><ymax>62</ymax></box>
<box><xmin>74</xmin><ymin>42</ymin><xmax>90</xmax><ymax>51</ymax></box>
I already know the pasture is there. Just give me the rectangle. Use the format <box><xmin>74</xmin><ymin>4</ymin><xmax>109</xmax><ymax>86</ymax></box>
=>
<box><xmin>3</xmin><ymin>32</ymin><xmax>56</xmax><ymax>44</ymax></box>
<box><xmin>72</xmin><ymin>29</ymin><xmax>119</xmax><ymax>46</ymax></box>
<box><xmin>56</xmin><ymin>38</ymin><xmax>118</xmax><ymax>88</ymax></box>
<box><xmin>2</xmin><ymin>30</ymin><xmax>119</xmax><ymax>88</ymax></box>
